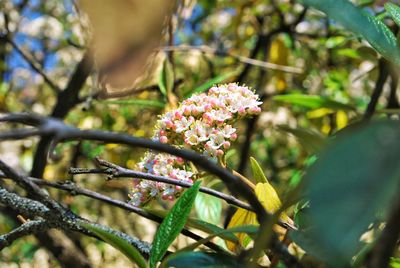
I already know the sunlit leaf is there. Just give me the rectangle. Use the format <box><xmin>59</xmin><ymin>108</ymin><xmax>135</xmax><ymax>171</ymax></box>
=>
<box><xmin>194</xmin><ymin>192</ymin><xmax>222</xmax><ymax>225</ymax></box>
<box><xmin>81</xmin><ymin>222</ymin><xmax>147</xmax><ymax>268</ymax></box>
<box><xmin>158</xmin><ymin>57</ymin><xmax>174</xmax><ymax>97</ymax></box>
<box><xmin>249</xmin><ymin>157</ymin><xmax>268</xmax><ymax>184</ymax></box>
<box><xmin>273</xmin><ymin>94</ymin><xmax>354</xmax><ymax>110</ymax></box>
<box><xmin>385</xmin><ymin>3</ymin><xmax>400</xmax><ymax>28</ymax></box>
<box><xmin>149</xmin><ymin>181</ymin><xmax>201</xmax><ymax>268</ymax></box>
<box><xmin>226</xmin><ymin>165</ymin><xmax>293</xmax><ymax>251</ymax></box>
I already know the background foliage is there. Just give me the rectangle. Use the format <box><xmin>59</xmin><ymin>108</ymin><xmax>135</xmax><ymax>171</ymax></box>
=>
<box><xmin>1</xmin><ymin>0</ymin><xmax>400</xmax><ymax>267</ymax></box>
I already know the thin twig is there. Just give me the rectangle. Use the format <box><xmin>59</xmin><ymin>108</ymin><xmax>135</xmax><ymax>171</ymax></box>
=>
<box><xmin>68</xmin><ymin>158</ymin><xmax>254</xmax><ymax>212</ymax></box>
<box><xmin>364</xmin><ymin>59</ymin><xmax>389</xmax><ymax>120</ymax></box>
<box><xmin>4</xmin><ymin>37</ymin><xmax>61</xmax><ymax>93</ymax></box>
<box><xmin>161</xmin><ymin>45</ymin><xmax>303</xmax><ymax>74</ymax></box>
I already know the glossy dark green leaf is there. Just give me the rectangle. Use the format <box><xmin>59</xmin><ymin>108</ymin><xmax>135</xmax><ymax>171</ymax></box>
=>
<box><xmin>81</xmin><ymin>222</ymin><xmax>147</xmax><ymax>268</ymax></box>
<box><xmin>277</xmin><ymin>125</ymin><xmax>326</xmax><ymax>153</ymax></box>
<box><xmin>299</xmin><ymin>0</ymin><xmax>400</xmax><ymax>65</ymax></box>
<box><xmin>294</xmin><ymin>120</ymin><xmax>400</xmax><ymax>267</ymax></box>
<box><xmin>385</xmin><ymin>3</ymin><xmax>400</xmax><ymax>29</ymax></box>
<box><xmin>149</xmin><ymin>181</ymin><xmax>201</xmax><ymax>268</ymax></box>
<box><xmin>163</xmin><ymin>252</ymin><xmax>242</xmax><ymax>268</ymax></box>
<box><xmin>184</xmin><ymin>70</ymin><xmax>240</xmax><ymax>98</ymax></box>
<box><xmin>273</xmin><ymin>94</ymin><xmax>354</xmax><ymax>110</ymax></box>
<box><xmin>195</xmin><ymin>192</ymin><xmax>222</xmax><ymax>225</ymax></box>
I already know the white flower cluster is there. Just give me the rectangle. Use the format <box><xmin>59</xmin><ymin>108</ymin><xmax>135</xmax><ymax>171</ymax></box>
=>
<box><xmin>155</xmin><ymin>83</ymin><xmax>262</xmax><ymax>157</ymax></box>
<box><xmin>129</xmin><ymin>152</ymin><xmax>194</xmax><ymax>206</ymax></box>
<box><xmin>129</xmin><ymin>83</ymin><xmax>262</xmax><ymax>206</ymax></box>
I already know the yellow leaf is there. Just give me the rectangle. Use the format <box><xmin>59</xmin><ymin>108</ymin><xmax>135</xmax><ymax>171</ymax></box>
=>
<box><xmin>226</xmin><ymin>208</ymin><xmax>257</xmax><ymax>251</ymax></box>
<box><xmin>336</xmin><ymin>110</ymin><xmax>348</xmax><ymax>130</ymax></box>
<box><xmin>269</xmin><ymin>36</ymin><xmax>289</xmax><ymax>92</ymax></box>
<box><xmin>226</xmin><ymin>180</ymin><xmax>293</xmax><ymax>251</ymax></box>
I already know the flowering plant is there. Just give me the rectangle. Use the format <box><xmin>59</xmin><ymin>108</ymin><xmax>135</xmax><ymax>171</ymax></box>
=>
<box><xmin>129</xmin><ymin>83</ymin><xmax>262</xmax><ymax>206</ymax></box>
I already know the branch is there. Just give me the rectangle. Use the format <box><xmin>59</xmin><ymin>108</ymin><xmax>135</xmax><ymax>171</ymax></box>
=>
<box><xmin>31</xmin><ymin>51</ymin><xmax>93</xmax><ymax>178</ymax></box>
<box><xmin>0</xmin><ymin>113</ymin><xmax>300</xmax><ymax>263</ymax></box>
<box><xmin>0</xmin><ymin>113</ymin><xmax>268</xmax><ymax>222</ymax></box>
<box><xmin>0</xmin><ymin>180</ymin><xmax>152</xmax><ymax>256</ymax></box>
<box><xmin>161</xmin><ymin>45</ymin><xmax>303</xmax><ymax>74</ymax></box>
<box><xmin>0</xmin><ymin>174</ymin><xmax>223</xmax><ymax>252</ymax></box>
<box><xmin>3</xmin><ymin>37</ymin><xmax>61</xmax><ymax>93</ymax></box>
<box><xmin>0</xmin><ymin>187</ymin><xmax>50</xmax><ymax>218</ymax></box>
<box><xmin>0</xmin><ymin>219</ymin><xmax>48</xmax><ymax>250</ymax></box>
<box><xmin>0</xmin><ymin>159</ymin><xmax>64</xmax><ymax>213</ymax></box>
<box><xmin>364</xmin><ymin>59</ymin><xmax>389</xmax><ymax>120</ymax></box>
<box><xmin>69</xmin><ymin>158</ymin><xmax>254</xmax><ymax>212</ymax></box>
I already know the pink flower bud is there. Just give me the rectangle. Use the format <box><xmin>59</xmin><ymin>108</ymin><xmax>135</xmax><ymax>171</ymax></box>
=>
<box><xmin>230</xmin><ymin>133</ymin><xmax>237</xmax><ymax>141</ymax></box>
<box><xmin>216</xmin><ymin>149</ymin><xmax>224</xmax><ymax>156</ymax></box>
<box><xmin>159</xmin><ymin>136</ymin><xmax>168</xmax><ymax>144</ymax></box>
<box><xmin>238</xmin><ymin>107</ymin><xmax>246</xmax><ymax>115</ymax></box>
<box><xmin>183</xmin><ymin>106</ymin><xmax>191</xmax><ymax>116</ymax></box>
<box><xmin>175</xmin><ymin>185</ymin><xmax>182</xmax><ymax>191</ymax></box>
<box><xmin>204</xmin><ymin>104</ymin><xmax>212</xmax><ymax>112</ymax></box>
<box><xmin>165</xmin><ymin>120</ymin><xmax>174</xmax><ymax>128</ymax></box>
<box><xmin>174</xmin><ymin>111</ymin><xmax>183</xmax><ymax>120</ymax></box>
<box><xmin>176</xmin><ymin>157</ymin><xmax>184</xmax><ymax>165</ymax></box>
<box><xmin>162</xmin><ymin>194</ymin><xmax>168</xmax><ymax>200</ymax></box>
<box><xmin>223</xmin><ymin>141</ymin><xmax>231</xmax><ymax>149</ymax></box>
<box><xmin>168</xmin><ymin>195</ymin><xmax>174</xmax><ymax>201</ymax></box>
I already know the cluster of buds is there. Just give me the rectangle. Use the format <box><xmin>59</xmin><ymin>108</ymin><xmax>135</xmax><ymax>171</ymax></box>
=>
<box><xmin>155</xmin><ymin>83</ymin><xmax>262</xmax><ymax>157</ymax></box>
<box><xmin>129</xmin><ymin>152</ymin><xmax>194</xmax><ymax>206</ymax></box>
<box><xmin>129</xmin><ymin>83</ymin><xmax>262</xmax><ymax>206</ymax></box>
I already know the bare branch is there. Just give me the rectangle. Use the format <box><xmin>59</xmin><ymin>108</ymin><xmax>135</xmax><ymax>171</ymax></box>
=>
<box><xmin>4</xmin><ymin>37</ymin><xmax>61</xmax><ymax>93</ymax></box>
<box><xmin>0</xmin><ymin>219</ymin><xmax>48</xmax><ymax>250</ymax></box>
<box><xmin>68</xmin><ymin>157</ymin><xmax>254</xmax><ymax>212</ymax></box>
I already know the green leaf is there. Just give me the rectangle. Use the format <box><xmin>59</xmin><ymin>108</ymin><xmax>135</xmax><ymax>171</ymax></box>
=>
<box><xmin>249</xmin><ymin>157</ymin><xmax>268</xmax><ymax>184</ymax></box>
<box><xmin>163</xmin><ymin>252</ymin><xmax>241</xmax><ymax>268</ymax></box>
<box><xmin>103</xmin><ymin>99</ymin><xmax>165</xmax><ymax>108</ymax></box>
<box><xmin>184</xmin><ymin>70</ymin><xmax>240</xmax><ymax>98</ymax></box>
<box><xmin>294</xmin><ymin>120</ymin><xmax>400</xmax><ymax>266</ymax></box>
<box><xmin>277</xmin><ymin>125</ymin><xmax>326</xmax><ymax>153</ymax></box>
<box><xmin>299</xmin><ymin>0</ymin><xmax>400</xmax><ymax>65</ymax></box>
<box><xmin>385</xmin><ymin>3</ymin><xmax>400</xmax><ymax>28</ymax></box>
<box><xmin>195</xmin><ymin>192</ymin><xmax>222</xmax><ymax>225</ymax></box>
<box><xmin>144</xmin><ymin>208</ymin><xmax>238</xmax><ymax>242</ymax></box>
<box><xmin>390</xmin><ymin>257</ymin><xmax>400</xmax><ymax>268</ymax></box>
<box><xmin>158</xmin><ymin>58</ymin><xmax>174</xmax><ymax>97</ymax></box>
<box><xmin>149</xmin><ymin>181</ymin><xmax>201</xmax><ymax>268</ymax></box>
<box><xmin>80</xmin><ymin>222</ymin><xmax>147</xmax><ymax>268</ymax></box>
<box><xmin>273</xmin><ymin>94</ymin><xmax>354</xmax><ymax>110</ymax></box>
<box><xmin>173</xmin><ymin>225</ymin><xmax>258</xmax><ymax>253</ymax></box>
